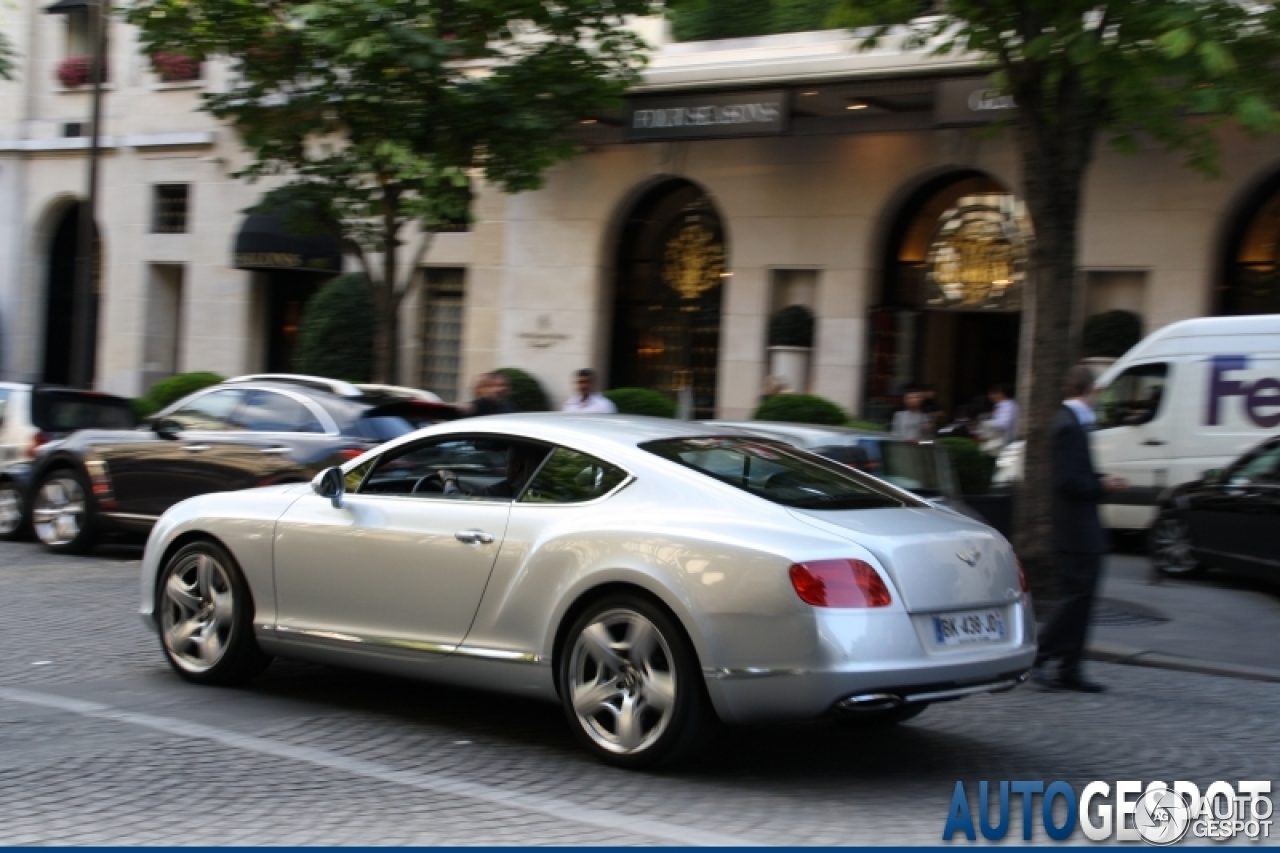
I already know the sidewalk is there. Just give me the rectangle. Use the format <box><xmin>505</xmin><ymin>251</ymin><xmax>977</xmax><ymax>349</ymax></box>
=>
<box><xmin>1081</xmin><ymin>554</ymin><xmax>1280</xmax><ymax>683</ymax></box>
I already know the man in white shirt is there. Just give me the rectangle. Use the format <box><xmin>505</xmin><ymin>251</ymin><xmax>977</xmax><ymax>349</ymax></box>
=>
<box><xmin>988</xmin><ymin>384</ymin><xmax>1019</xmax><ymax>445</ymax></box>
<box><xmin>562</xmin><ymin>368</ymin><xmax>617</xmax><ymax>414</ymax></box>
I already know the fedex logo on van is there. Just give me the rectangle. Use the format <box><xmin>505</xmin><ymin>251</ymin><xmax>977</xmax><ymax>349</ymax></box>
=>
<box><xmin>1208</xmin><ymin>355</ymin><xmax>1280</xmax><ymax>428</ymax></box>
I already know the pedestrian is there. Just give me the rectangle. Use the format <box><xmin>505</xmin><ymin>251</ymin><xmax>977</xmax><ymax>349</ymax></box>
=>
<box><xmin>466</xmin><ymin>372</ymin><xmax>516</xmax><ymax>416</ymax></box>
<box><xmin>985</xmin><ymin>383</ymin><xmax>1019</xmax><ymax>451</ymax></box>
<box><xmin>561</xmin><ymin>368</ymin><xmax>617</xmax><ymax>414</ymax></box>
<box><xmin>891</xmin><ymin>386</ymin><xmax>930</xmax><ymax>440</ymax></box>
<box><xmin>1032</xmin><ymin>365</ymin><xmax>1128</xmax><ymax>693</ymax></box>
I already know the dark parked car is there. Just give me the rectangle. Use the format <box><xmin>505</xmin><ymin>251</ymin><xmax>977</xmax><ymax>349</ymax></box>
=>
<box><xmin>0</xmin><ymin>384</ymin><xmax>137</xmax><ymax>541</ymax></box>
<box><xmin>27</xmin><ymin>379</ymin><xmax>456</xmax><ymax>554</ymax></box>
<box><xmin>1151</xmin><ymin>435</ymin><xmax>1280</xmax><ymax>579</ymax></box>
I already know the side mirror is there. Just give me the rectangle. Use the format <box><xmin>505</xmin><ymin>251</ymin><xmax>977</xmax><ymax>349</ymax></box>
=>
<box><xmin>312</xmin><ymin>466</ymin><xmax>345</xmax><ymax>508</ymax></box>
<box><xmin>152</xmin><ymin>418</ymin><xmax>182</xmax><ymax>440</ymax></box>
<box><xmin>1202</xmin><ymin>468</ymin><xmax>1223</xmax><ymax>485</ymax></box>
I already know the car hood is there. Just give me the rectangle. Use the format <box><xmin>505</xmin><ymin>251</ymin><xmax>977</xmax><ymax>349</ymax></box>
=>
<box><xmin>788</xmin><ymin>507</ymin><xmax>1021</xmax><ymax>612</ymax></box>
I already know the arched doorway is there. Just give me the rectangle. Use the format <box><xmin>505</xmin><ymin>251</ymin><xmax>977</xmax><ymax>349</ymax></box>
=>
<box><xmin>609</xmin><ymin>179</ymin><xmax>727</xmax><ymax>419</ymax></box>
<box><xmin>864</xmin><ymin>171</ymin><xmax>1028</xmax><ymax>423</ymax></box>
<box><xmin>42</xmin><ymin>202</ymin><xmax>101</xmax><ymax>386</ymax></box>
<box><xmin>1218</xmin><ymin>170</ymin><xmax>1280</xmax><ymax>315</ymax></box>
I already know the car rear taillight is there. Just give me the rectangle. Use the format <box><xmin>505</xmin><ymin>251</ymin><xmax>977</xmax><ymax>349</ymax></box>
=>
<box><xmin>338</xmin><ymin>447</ymin><xmax>366</xmax><ymax>462</ymax></box>
<box><xmin>788</xmin><ymin>559</ymin><xmax>892</xmax><ymax>608</ymax></box>
<box><xmin>27</xmin><ymin>431</ymin><xmax>49</xmax><ymax>458</ymax></box>
<box><xmin>1015</xmin><ymin>555</ymin><xmax>1029</xmax><ymax>594</ymax></box>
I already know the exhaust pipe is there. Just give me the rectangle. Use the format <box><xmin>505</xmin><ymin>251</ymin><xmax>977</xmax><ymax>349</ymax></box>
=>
<box><xmin>835</xmin><ymin>693</ymin><xmax>903</xmax><ymax>712</ymax></box>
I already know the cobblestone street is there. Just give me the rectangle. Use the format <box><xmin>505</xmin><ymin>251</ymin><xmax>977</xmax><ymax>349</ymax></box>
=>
<box><xmin>1</xmin><ymin>540</ymin><xmax>1277</xmax><ymax>845</ymax></box>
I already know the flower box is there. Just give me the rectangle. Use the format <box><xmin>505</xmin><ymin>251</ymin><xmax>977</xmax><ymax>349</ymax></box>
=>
<box><xmin>150</xmin><ymin>52</ymin><xmax>202</xmax><ymax>83</ymax></box>
<box><xmin>56</xmin><ymin>55</ymin><xmax>107</xmax><ymax>88</ymax></box>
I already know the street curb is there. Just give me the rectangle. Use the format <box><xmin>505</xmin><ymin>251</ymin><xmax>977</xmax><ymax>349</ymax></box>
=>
<box><xmin>1086</xmin><ymin>642</ymin><xmax>1280</xmax><ymax>684</ymax></box>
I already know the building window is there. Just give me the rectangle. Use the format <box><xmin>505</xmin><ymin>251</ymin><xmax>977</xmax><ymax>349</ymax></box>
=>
<box><xmin>420</xmin><ymin>268</ymin><xmax>466</xmax><ymax>402</ymax></box>
<box><xmin>152</xmin><ymin>184</ymin><xmax>190</xmax><ymax>233</ymax></box>
<box><xmin>143</xmin><ymin>264</ymin><xmax>184</xmax><ymax>386</ymax></box>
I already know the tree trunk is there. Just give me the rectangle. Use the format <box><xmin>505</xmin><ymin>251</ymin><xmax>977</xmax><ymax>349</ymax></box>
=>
<box><xmin>370</xmin><ymin>190</ymin><xmax>403</xmax><ymax>384</ymax></box>
<box><xmin>1011</xmin><ymin>82</ymin><xmax>1097</xmax><ymax>604</ymax></box>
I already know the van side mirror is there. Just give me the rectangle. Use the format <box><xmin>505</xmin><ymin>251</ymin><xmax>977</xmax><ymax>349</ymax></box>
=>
<box><xmin>152</xmin><ymin>418</ymin><xmax>182</xmax><ymax>440</ymax></box>
<box><xmin>312</xmin><ymin>466</ymin><xmax>345</xmax><ymax>508</ymax></box>
<box><xmin>1202</xmin><ymin>468</ymin><xmax>1223</xmax><ymax>485</ymax></box>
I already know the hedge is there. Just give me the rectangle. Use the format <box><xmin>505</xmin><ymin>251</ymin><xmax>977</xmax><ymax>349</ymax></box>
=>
<box><xmin>936</xmin><ymin>437</ymin><xmax>997</xmax><ymax>496</ymax></box>
<box><xmin>133</xmin><ymin>371</ymin><xmax>225</xmax><ymax>419</ymax></box>
<box><xmin>495</xmin><ymin>367</ymin><xmax>550</xmax><ymax>412</ymax></box>
<box><xmin>604</xmin><ymin>387</ymin><xmax>676</xmax><ymax>418</ymax></box>
<box><xmin>1082</xmin><ymin>309</ymin><xmax>1143</xmax><ymax>359</ymax></box>
<box><xmin>295</xmin><ymin>273</ymin><xmax>375</xmax><ymax>381</ymax></box>
<box><xmin>753</xmin><ymin>392</ymin><xmax>846</xmax><ymax>426</ymax></box>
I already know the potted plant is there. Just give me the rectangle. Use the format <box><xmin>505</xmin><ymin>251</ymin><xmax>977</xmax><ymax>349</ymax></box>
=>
<box><xmin>766</xmin><ymin>304</ymin><xmax>815</xmax><ymax>394</ymax></box>
<box><xmin>56</xmin><ymin>56</ymin><xmax>99</xmax><ymax>88</ymax></box>
<box><xmin>1081</xmin><ymin>309</ymin><xmax>1142</xmax><ymax>371</ymax></box>
<box><xmin>150</xmin><ymin>52</ymin><xmax>202</xmax><ymax>83</ymax></box>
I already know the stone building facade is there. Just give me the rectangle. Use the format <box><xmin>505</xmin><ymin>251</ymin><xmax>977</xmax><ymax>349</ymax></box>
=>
<box><xmin>2</xmin><ymin>14</ymin><xmax>1278</xmax><ymax>416</ymax></box>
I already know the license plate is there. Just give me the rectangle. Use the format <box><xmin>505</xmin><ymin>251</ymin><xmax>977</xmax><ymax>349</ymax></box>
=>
<box><xmin>933</xmin><ymin>609</ymin><xmax>1006</xmax><ymax>646</ymax></box>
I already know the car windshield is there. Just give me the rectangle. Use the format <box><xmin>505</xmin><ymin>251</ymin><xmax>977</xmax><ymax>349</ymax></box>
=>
<box><xmin>641</xmin><ymin>437</ymin><xmax>920</xmax><ymax>511</ymax></box>
<box><xmin>32</xmin><ymin>390</ymin><xmax>136</xmax><ymax>432</ymax></box>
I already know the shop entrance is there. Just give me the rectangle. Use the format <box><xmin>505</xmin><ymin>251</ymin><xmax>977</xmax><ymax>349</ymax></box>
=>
<box><xmin>42</xmin><ymin>202</ymin><xmax>100</xmax><ymax>385</ymax></box>
<box><xmin>263</xmin><ymin>271</ymin><xmax>324</xmax><ymax>373</ymax></box>
<box><xmin>865</xmin><ymin>171</ymin><xmax>1027</xmax><ymax>424</ymax></box>
<box><xmin>609</xmin><ymin>179</ymin><xmax>726</xmax><ymax>419</ymax></box>
<box><xmin>1219</xmin><ymin>170</ymin><xmax>1280</xmax><ymax>315</ymax></box>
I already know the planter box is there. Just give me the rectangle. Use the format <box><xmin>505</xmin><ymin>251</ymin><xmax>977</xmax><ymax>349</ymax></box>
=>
<box><xmin>768</xmin><ymin>345</ymin><xmax>810</xmax><ymax>394</ymax></box>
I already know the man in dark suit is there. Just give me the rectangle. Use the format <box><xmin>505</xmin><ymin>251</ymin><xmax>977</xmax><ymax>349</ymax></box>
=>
<box><xmin>1032</xmin><ymin>366</ymin><xmax>1127</xmax><ymax>693</ymax></box>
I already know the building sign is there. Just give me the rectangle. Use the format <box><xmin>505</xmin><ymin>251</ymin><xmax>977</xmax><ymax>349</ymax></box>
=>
<box><xmin>626</xmin><ymin>91</ymin><xmax>788</xmax><ymax>142</ymax></box>
<box><xmin>924</xmin><ymin>194</ymin><xmax>1029</xmax><ymax>312</ymax></box>
<box><xmin>935</xmin><ymin>77</ymin><xmax>1017</xmax><ymax>126</ymax></box>
<box><xmin>517</xmin><ymin>314</ymin><xmax>570</xmax><ymax>349</ymax></box>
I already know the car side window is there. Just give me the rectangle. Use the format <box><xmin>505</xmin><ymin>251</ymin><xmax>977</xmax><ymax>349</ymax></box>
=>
<box><xmin>232</xmin><ymin>389</ymin><xmax>325</xmax><ymax>434</ymax></box>
<box><xmin>357</xmin><ymin>436</ymin><xmax>530</xmax><ymax>500</ymax></box>
<box><xmin>1096</xmin><ymin>363</ymin><xmax>1169</xmax><ymax>429</ymax></box>
<box><xmin>0</xmin><ymin>389</ymin><xmax>7</xmax><ymax>428</ymax></box>
<box><xmin>167</xmin><ymin>389</ymin><xmax>244</xmax><ymax>432</ymax></box>
<box><xmin>1230</xmin><ymin>444</ymin><xmax>1280</xmax><ymax>485</ymax></box>
<box><xmin>519</xmin><ymin>447</ymin><xmax>628</xmax><ymax>505</ymax></box>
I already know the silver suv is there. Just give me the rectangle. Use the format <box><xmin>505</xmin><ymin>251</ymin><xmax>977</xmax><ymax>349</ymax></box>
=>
<box><xmin>0</xmin><ymin>384</ymin><xmax>136</xmax><ymax>539</ymax></box>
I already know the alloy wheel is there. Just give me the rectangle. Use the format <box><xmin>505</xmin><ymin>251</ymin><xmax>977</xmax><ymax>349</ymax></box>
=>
<box><xmin>1151</xmin><ymin>516</ymin><xmax>1199</xmax><ymax>576</ymax></box>
<box><xmin>0</xmin><ymin>485</ymin><xmax>22</xmax><ymax>537</ymax></box>
<box><xmin>161</xmin><ymin>551</ymin><xmax>236</xmax><ymax>674</ymax></box>
<box><xmin>568</xmin><ymin>608</ymin><xmax>677</xmax><ymax>755</ymax></box>
<box><xmin>32</xmin><ymin>475</ymin><xmax>85</xmax><ymax>546</ymax></box>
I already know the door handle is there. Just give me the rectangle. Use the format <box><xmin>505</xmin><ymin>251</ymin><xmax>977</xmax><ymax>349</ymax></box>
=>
<box><xmin>259</xmin><ymin>446</ymin><xmax>293</xmax><ymax>455</ymax></box>
<box><xmin>182</xmin><ymin>444</ymin><xmax>211</xmax><ymax>453</ymax></box>
<box><xmin>1142</xmin><ymin>439</ymin><xmax>1166</xmax><ymax>446</ymax></box>
<box><xmin>455</xmin><ymin>529</ymin><xmax>494</xmax><ymax>545</ymax></box>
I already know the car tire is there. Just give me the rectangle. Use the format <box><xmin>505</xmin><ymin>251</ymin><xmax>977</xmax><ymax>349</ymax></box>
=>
<box><xmin>835</xmin><ymin>702</ymin><xmax>929</xmax><ymax>728</ymax></box>
<box><xmin>1149</xmin><ymin>512</ymin><xmax>1205</xmax><ymax>579</ymax></box>
<box><xmin>558</xmin><ymin>595</ymin><xmax>714</xmax><ymax>769</ymax></box>
<box><xmin>156</xmin><ymin>540</ymin><xmax>272</xmax><ymax>686</ymax></box>
<box><xmin>31</xmin><ymin>468</ymin><xmax>97</xmax><ymax>554</ymax></box>
<box><xmin>0</xmin><ymin>479</ymin><xmax>29</xmax><ymax>541</ymax></box>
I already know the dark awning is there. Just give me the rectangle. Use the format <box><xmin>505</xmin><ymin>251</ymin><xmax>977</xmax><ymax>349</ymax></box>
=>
<box><xmin>233</xmin><ymin>206</ymin><xmax>343</xmax><ymax>274</ymax></box>
<box><xmin>44</xmin><ymin>0</ymin><xmax>93</xmax><ymax>14</ymax></box>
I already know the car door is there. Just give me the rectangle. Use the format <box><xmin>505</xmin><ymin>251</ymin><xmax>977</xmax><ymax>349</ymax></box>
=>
<box><xmin>1197</xmin><ymin>442</ymin><xmax>1280</xmax><ymax>575</ymax></box>
<box><xmin>110</xmin><ymin>388</ymin><xmax>246</xmax><ymax>516</ymax></box>
<box><xmin>1092</xmin><ymin>361</ymin><xmax>1172</xmax><ymax>527</ymax></box>
<box><xmin>218</xmin><ymin>388</ymin><xmax>335</xmax><ymax>484</ymax></box>
<box><xmin>271</xmin><ymin>435</ymin><xmax>527</xmax><ymax>656</ymax></box>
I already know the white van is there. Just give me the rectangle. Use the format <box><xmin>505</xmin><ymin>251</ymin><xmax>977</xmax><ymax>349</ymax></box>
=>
<box><xmin>992</xmin><ymin>315</ymin><xmax>1280</xmax><ymax>530</ymax></box>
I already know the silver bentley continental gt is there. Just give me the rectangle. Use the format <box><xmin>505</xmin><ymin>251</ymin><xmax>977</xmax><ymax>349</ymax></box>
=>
<box><xmin>140</xmin><ymin>414</ymin><xmax>1036</xmax><ymax>768</ymax></box>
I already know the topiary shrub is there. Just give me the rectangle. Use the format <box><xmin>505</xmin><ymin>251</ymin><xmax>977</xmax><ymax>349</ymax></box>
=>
<box><xmin>135</xmin><ymin>371</ymin><xmax>225</xmax><ymax>418</ymax></box>
<box><xmin>495</xmin><ymin>367</ymin><xmax>550</xmax><ymax>412</ymax></box>
<box><xmin>936</xmin><ymin>437</ymin><xmax>997</xmax><ymax>496</ymax></box>
<box><xmin>1082</xmin><ymin>310</ymin><xmax>1143</xmax><ymax>359</ymax></box>
<box><xmin>295</xmin><ymin>274</ymin><xmax>375</xmax><ymax>382</ymax></box>
<box><xmin>753</xmin><ymin>392</ymin><xmax>846</xmax><ymax>425</ymax></box>
<box><xmin>604</xmin><ymin>387</ymin><xmax>676</xmax><ymax>418</ymax></box>
<box><xmin>846</xmin><ymin>418</ymin><xmax>886</xmax><ymax>432</ymax></box>
<box><xmin>767</xmin><ymin>304</ymin><xmax>815</xmax><ymax>348</ymax></box>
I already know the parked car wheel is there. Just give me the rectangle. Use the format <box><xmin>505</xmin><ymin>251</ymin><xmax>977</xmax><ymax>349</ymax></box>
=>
<box><xmin>32</xmin><ymin>468</ymin><xmax>97</xmax><ymax>554</ymax></box>
<box><xmin>157</xmin><ymin>540</ymin><xmax>272</xmax><ymax>685</ymax></box>
<box><xmin>0</xmin><ymin>479</ymin><xmax>28</xmax><ymax>541</ymax></box>
<box><xmin>559</xmin><ymin>596</ymin><xmax>713</xmax><ymax>769</ymax></box>
<box><xmin>1150</xmin><ymin>513</ymin><xmax>1205</xmax><ymax>579</ymax></box>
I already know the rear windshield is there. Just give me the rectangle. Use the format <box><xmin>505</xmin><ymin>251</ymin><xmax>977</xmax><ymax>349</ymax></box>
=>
<box><xmin>813</xmin><ymin>441</ymin><xmax>945</xmax><ymax>496</ymax></box>
<box><xmin>641</xmin><ymin>437</ymin><xmax>921</xmax><ymax>511</ymax></box>
<box><xmin>32</xmin><ymin>390</ymin><xmax>136</xmax><ymax>432</ymax></box>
